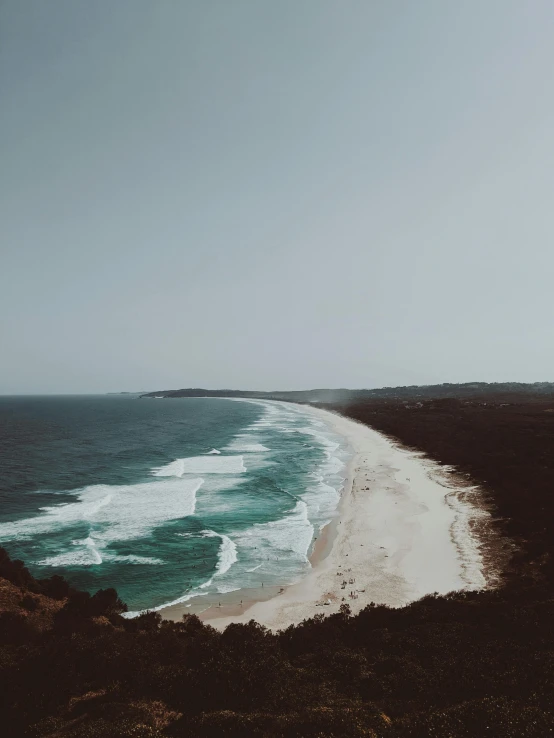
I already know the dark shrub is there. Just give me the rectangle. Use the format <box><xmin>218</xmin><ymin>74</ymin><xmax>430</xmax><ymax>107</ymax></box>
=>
<box><xmin>20</xmin><ymin>594</ymin><xmax>39</xmax><ymax>612</ymax></box>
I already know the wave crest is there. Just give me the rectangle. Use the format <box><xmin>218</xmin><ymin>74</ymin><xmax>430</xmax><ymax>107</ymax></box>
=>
<box><xmin>152</xmin><ymin>456</ymin><xmax>246</xmax><ymax>476</ymax></box>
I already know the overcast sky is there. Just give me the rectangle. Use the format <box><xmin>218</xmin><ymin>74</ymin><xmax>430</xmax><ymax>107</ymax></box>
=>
<box><xmin>2</xmin><ymin>1</ymin><xmax>554</xmax><ymax>393</ymax></box>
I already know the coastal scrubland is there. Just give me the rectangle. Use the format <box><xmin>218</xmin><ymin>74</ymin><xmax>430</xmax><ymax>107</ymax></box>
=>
<box><xmin>1</xmin><ymin>391</ymin><xmax>554</xmax><ymax>736</ymax></box>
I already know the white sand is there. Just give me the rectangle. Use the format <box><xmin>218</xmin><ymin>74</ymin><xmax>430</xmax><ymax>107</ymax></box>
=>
<box><xmin>163</xmin><ymin>404</ymin><xmax>490</xmax><ymax>631</ymax></box>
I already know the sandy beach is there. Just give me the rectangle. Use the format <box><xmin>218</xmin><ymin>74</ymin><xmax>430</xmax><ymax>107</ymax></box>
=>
<box><xmin>161</xmin><ymin>404</ymin><xmax>491</xmax><ymax>630</ymax></box>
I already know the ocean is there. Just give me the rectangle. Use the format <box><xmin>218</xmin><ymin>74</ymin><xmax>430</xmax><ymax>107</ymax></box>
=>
<box><xmin>0</xmin><ymin>395</ymin><xmax>351</xmax><ymax>614</ymax></box>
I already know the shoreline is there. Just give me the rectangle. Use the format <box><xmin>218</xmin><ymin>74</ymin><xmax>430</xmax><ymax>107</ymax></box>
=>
<box><xmin>160</xmin><ymin>403</ymin><xmax>493</xmax><ymax>630</ymax></box>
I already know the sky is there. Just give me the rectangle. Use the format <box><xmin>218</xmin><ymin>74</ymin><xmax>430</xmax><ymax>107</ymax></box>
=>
<box><xmin>2</xmin><ymin>1</ymin><xmax>554</xmax><ymax>394</ymax></box>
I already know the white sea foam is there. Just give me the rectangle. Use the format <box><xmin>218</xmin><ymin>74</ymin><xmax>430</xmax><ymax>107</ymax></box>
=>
<box><xmin>323</xmin><ymin>454</ymin><xmax>344</xmax><ymax>476</ymax></box>
<box><xmin>206</xmin><ymin>449</ymin><xmax>221</xmax><ymax>454</ymax></box>
<box><xmin>38</xmin><ymin>535</ymin><xmax>103</xmax><ymax>567</ymax></box>
<box><xmin>303</xmin><ymin>477</ymin><xmax>341</xmax><ymax>525</ymax></box>
<box><xmin>298</xmin><ymin>425</ymin><xmax>340</xmax><ymax>452</ymax></box>
<box><xmin>83</xmin><ymin>536</ymin><xmax>102</xmax><ymax>562</ymax></box>
<box><xmin>37</xmin><ymin>547</ymin><xmax>164</xmax><ymax>567</ymax></box>
<box><xmin>201</xmin><ymin>529</ymin><xmax>238</xmax><ymax>577</ymax></box>
<box><xmin>225</xmin><ymin>439</ymin><xmax>270</xmax><ymax>453</ymax></box>
<box><xmin>152</xmin><ymin>456</ymin><xmax>246</xmax><ymax>476</ymax></box>
<box><xmin>234</xmin><ymin>500</ymin><xmax>314</xmax><ymax>567</ymax></box>
<box><xmin>123</xmin><ymin>587</ymin><xmax>210</xmax><ymax>617</ymax></box>
<box><xmin>216</xmin><ymin>584</ymin><xmax>241</xmax><ymax>594</ymax></box>
<box><xmin>0</xmin><ymin>477</ymin><xmax>202</xmax><ymax>566</ymax></box>
<box><xmin>107</xmin><ymin>554</ymin><xmax>164</xmax><ymax>565</ymax></box>
<box><xmin>151</xmin><ymin>459</ymin><xmax>186</xmax><ymax>477</ymax></box>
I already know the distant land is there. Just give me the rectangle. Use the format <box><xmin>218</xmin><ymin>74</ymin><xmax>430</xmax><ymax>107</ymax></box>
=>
<box><xmin>106</xmin><ymin>391</ymin><xmax>144</xmax><ymax>395</ymax></box>
<box><xmin>140</xmin><ymin>381</ymin><xmax>554</xmax><ymax>403</ymax></box>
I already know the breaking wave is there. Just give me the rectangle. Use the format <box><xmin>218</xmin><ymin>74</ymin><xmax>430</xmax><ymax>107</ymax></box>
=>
<box><xmin>0</xmin><ymin>477</ymin><xmax>202</xmax><ymax>567</ymax></box>
<box><xmin>152</xmin><ymin>456</ymin><xmax>246</xmax><ymax>476</ymax></box>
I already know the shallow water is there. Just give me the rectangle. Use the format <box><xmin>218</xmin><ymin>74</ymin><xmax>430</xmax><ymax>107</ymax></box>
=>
<box><xmin>0</xmin><ymin>395</ymin><xmax>351</xmax><ymax>612</ymax></box>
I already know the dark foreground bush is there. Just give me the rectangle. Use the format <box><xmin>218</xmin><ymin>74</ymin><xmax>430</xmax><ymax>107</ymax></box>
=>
<box><xmin>393</xmin><ymin>697</ymin><xmax>554</xmax><ymax>737</ymax></box>
<box><xmin>168</xmin><ymin>706</ymin><xmax>391</xmax><ymax>737</ymax></box>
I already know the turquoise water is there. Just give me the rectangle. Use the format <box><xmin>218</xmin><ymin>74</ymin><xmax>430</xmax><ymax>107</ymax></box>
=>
<box><xmin>0</xmin><ymin>396</ymin><xmax>350</xmax><ymax>612</ymax></box>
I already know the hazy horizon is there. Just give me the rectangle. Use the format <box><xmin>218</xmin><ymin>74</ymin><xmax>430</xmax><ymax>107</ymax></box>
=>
<box><xmin>3</xmin><ymin>1</ymin><xmax>554</xmax><ymax>394</ymax></box>
<box><xmin>4</xmin><ymin>377</ymin><xmax>554</xmax><ymax>398</ymax></box>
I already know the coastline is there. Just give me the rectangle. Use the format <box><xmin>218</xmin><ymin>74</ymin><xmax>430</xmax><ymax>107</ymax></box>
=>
<box><xmin>160</xmin><ymin>403</ymin><xmax>492</xmax><ymax>630</ymax></box>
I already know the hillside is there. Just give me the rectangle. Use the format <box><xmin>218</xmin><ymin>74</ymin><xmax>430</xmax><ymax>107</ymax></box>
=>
<box><xmin>140</xmin><ymin>381</ymin><xmax>554</xmax><ymax>404</ymax></box>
